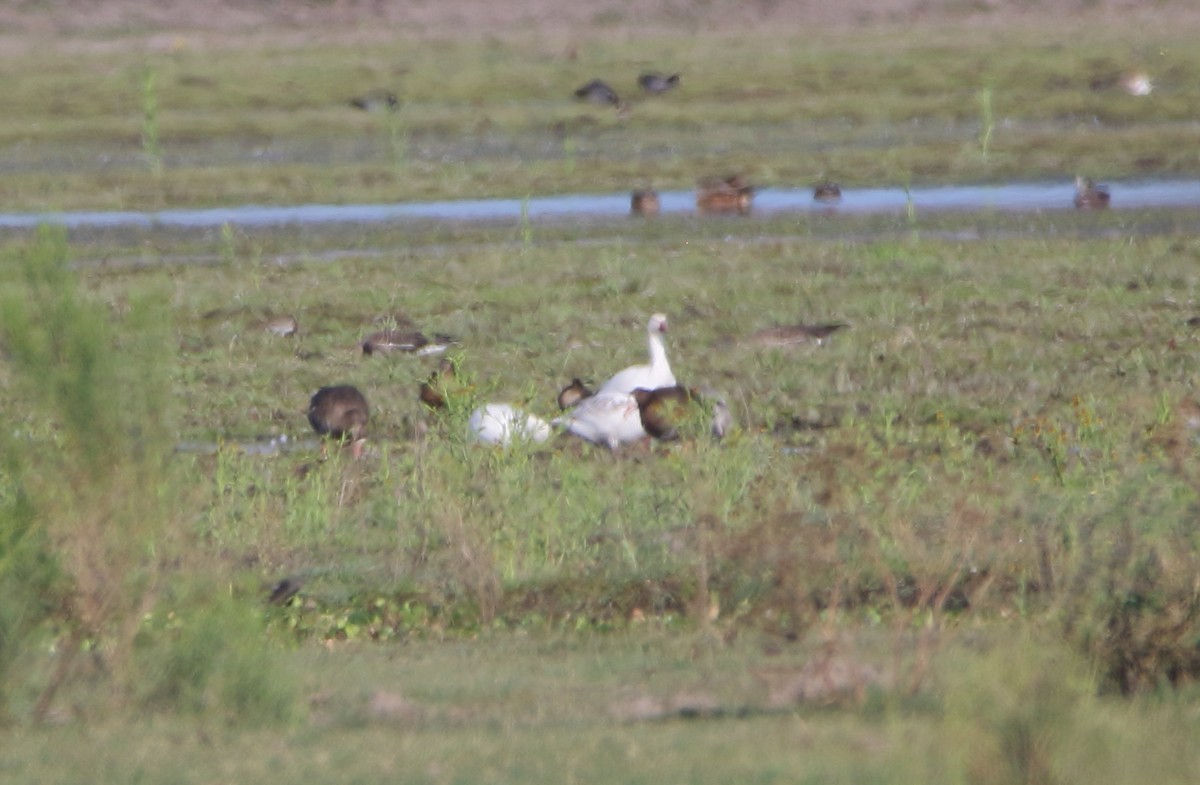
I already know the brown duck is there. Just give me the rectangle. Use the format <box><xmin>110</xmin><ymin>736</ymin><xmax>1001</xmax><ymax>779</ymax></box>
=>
<box><xmin>813</xmin><ymin>180</ymin><xmax>842</xmax><ymax>203</ymax></box>
<box><xmin>1073</xmin><ymin>176</ymin><xmax>1111</xmax><ymax>209</ymax></box>
<box><xmin>263</xmin><ymin>315</ymin><xmax>299</xmax><ymax>337</ymax></box>
<box><xmin>308</xmin><ymin>385</ymin><xmax>370</xmax><ymax>458</ymax></box>
<box><xmin>630</xmin><ymin>385</ymin><xmax>699</xmax><ymax>442</ymax></box>
<box><xmin>631</xmin><ymin>189</ymin><xmax>661</xmax><ymax>217</ymax></box>
<box><xmin>696</xmin><ymin>175</ymin><xmax>754</xmax><ymax>215</ymax></box>
<box><xmin>746</xmin><ymin>323</ymin><xmax>849</xmax><ymax>348</ymax></box>
<box><xmin>556</xmin><ymin>378</ymin><xmax>594</xmax><ymax>410</ymax></box>
<box><xmin>362</xmin><ymin>330</ymin><xmax>458</xmax><ymax>357</ymax></box>
<box><xmin>419</xmin><ymin>358</ymin><xmax>458</xmax><ymax>410</ymax></box>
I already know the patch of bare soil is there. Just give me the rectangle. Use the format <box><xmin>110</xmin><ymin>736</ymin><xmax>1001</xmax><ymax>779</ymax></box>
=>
<box><xmin>0</xmin><ymin>0</ymin><xmax>1193</xmax><ymax>56</ymax></box>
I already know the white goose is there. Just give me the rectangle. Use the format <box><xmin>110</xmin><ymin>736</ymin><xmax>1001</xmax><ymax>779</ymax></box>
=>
<box><xmin>468</xmin><ymin>403</ymin><xmax>551</xmax><ymax>446</ymax></box>
<box><xmin>598</xmin><ymin>313</ymin><xmax>676</xmax><ymax>395</ymax></box>
<box><xmin>552</xmin><ymin>391</ymin><xmax>647</xmax><ymax>450</ymax></box>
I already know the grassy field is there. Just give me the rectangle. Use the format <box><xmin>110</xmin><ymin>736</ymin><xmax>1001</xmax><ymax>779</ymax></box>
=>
<box><xmin>0</xmin><ymin>5</ymin><xmax>1198</xmax><ymax>211</ymax></box>
<box><xmin>3</xmin><ymin>2</ymin><xmax>1200</xmax><ymax>783</ymax></box>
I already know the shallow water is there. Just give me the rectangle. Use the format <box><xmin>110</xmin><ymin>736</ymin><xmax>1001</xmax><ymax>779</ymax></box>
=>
<box><xmin>3</xmin><ymin>179</ymin><xmax>1199</xmax><ymax>231</ymax></box>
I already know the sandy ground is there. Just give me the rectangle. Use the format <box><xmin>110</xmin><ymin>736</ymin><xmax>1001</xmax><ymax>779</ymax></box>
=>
<box><xmin>0</xmin><ymin>0</ymin><xmax>1193</xmax><ymax>55</ymax></box>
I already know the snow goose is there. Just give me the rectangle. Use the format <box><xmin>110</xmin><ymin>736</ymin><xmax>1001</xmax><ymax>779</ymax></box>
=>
<box><xmin>597</xmin><ymin>313</ymin><xmax>677</xmax><ymax>395</ymax></box>
<box><xmin>308</xmin><ymin>385</ymin><xmax>369</xmax><ymax>458</ymax></box>
<box><xmin>469</xmin><ymin>403</ymin><xmax>551</xmax><ymax>446</ymax></box>
<box><xmin>553</xmin><ymin>391</ymin><xmax>647</xmax><ymax>450</ymax></box>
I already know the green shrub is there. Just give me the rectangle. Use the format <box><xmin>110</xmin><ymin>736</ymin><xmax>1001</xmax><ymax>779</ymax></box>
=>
<box><xmin>0</xmin><ymin>227</ymin><xmax>294</xmax><ymax>723</ymax></box>
<box><xmin>135</xmin><ymin>587</ymin><xmax>295</xmax><ymax>724</ymax></box>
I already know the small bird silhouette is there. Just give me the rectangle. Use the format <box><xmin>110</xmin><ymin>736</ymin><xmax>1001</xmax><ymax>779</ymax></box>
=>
<box><xmin>349</xmin><ymin>92</ymin><xmax>399</xmax><ymax>112</ymax></box>
<box><xmin>638</xmin><ymin>72</ymin><xmax>680</xmax><ymax>94</ymax></box>
<box><xmin>574</xmin><ymin>79</ymin><xmax>620</xmax><ymax>105</ymax></box>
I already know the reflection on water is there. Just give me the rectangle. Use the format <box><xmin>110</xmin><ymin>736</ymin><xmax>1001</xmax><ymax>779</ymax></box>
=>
<box><xmin>3</xmin><ymin>180</ymin><xmax>1200</xmax><ymax>231</ymax></box>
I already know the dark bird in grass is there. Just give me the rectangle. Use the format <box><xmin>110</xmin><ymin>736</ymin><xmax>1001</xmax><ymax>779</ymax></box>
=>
<box><xmin>574</xmin><ymin>79</ymin><xmax>620</xmax><ymax>105</ymax></box>
<box><xmin>638</xmin><ymin>72</ymin><xmax>680</xmax><ymax>94</ymax></box>
<box><xmin>631</xmin><ymin>385</ymin><xmax>698</xmax><ymax>442</ymax></box>
<box><xmin>349</xmin><ymin>92</ymin><xmax>400</xmax><ymax>112</ymax></box>
<box><xmin>362</xmin><ymin>330</ymin><xmax>458</xmax><ymax>357</ymax></box>
<box><xmin>1073</xmin><ymin>176</ymin><xmax>1111</xmax><ymax>209</ymax></box>
<box><xmin>631</xmin><ymin>189</ymin><xmax>661</xmax><ymax>217</ymax></box>
<box><xmin>308</xmin><ymin>385</ymin><xmax>370</xmax><ymax>458</ymax></box>
<box><xmin>746</xmin><ymin>323</ymin><xmax>849</xmax><ymax>348</ymax></box>
<box><xmin>419</xmin><ymin>358</ymin><xmax>458</xmax><ymax>410</ymax></box>
<box><xmin>556</xmin><ymin>377</ymin><xmax>594</xmax><ymax>410</ymax></box>
<box><xmin>812</xmin><ymin>180</ymin><xmax>842</xmax><ymax>203</ymax></box>
<box><xmin>696</xmin><ymin>174</ymin><xmax>754</xmax><ymax>215</ymax></box>
<box><xmin>268</xmin><ymin>577</ymin><xmax>303</xmax><ymax>605</ymax></box>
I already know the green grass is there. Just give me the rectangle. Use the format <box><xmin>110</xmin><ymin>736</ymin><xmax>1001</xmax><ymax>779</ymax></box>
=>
<box><xmin>2</xmin><ymin>9</ymin><xmax>1200</xmax><ymax>782</ymax></box>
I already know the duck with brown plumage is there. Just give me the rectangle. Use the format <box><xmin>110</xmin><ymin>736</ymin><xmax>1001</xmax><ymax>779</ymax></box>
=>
<box><xmin>745</xmin><ymin>323</ymin><xmax>849</xmax><ymax>348</ymax></box>
<box><xmin>556</xmin><ymin>377</ymin><xmax>594</xmax><ymax>410</ymax></box>
<box><xmin>631</xmin><ymin>385</ymin><xmax>733</xmax><ymax>443</ymax></box>
<box><xmin>308</xmin><ymin>385</ymin><xmax>370</xmax><ymax>458</ymax></box>
<box><xmin>362</xmin><ymin>330</ymin><xmax>458</xmax><ymax>357</ymax></box>
<box><xmin>696</xmin><ymin>175</ymin><xmax>754</xmax><ymax>216</ymax></box>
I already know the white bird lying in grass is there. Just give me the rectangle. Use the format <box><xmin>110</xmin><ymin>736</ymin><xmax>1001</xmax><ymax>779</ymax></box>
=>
<box><xmin>468</xmin><ymin>403</ymin><xmax>551</xmax><ymax>446</ymax></box>
<box><xmin>553</xmin><ymin>391</ymin><xmax>648</xmax><ymax>450</ymax></box>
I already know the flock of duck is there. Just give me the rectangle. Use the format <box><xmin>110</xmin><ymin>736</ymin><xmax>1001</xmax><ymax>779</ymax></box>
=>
<box><xmin>352</xmin><ymin>66</ymin><xmax>1129</xmax><ymax>221</ymax></box>
<box><xmin>568</xmin><ymin>69</ymin><xmax>1126</xmax><ymax>216</ymax></box>
<box><xmin>306</xmin><ymin>313</ymin><xmax>757</xmax><ymax>458</ymax></box>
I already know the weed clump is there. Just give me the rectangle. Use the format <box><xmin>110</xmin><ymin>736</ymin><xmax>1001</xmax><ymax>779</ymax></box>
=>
<box><xmin>0</xmin><ymin>228</ymin><xmax>293</xmax><ymax>723</ymax></box>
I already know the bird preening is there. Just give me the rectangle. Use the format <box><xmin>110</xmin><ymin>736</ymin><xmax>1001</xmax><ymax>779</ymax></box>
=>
<box><xmin>308</xmin><ymin>385</ymin><xmax>370</xmax><ymax>459</ymax></box>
